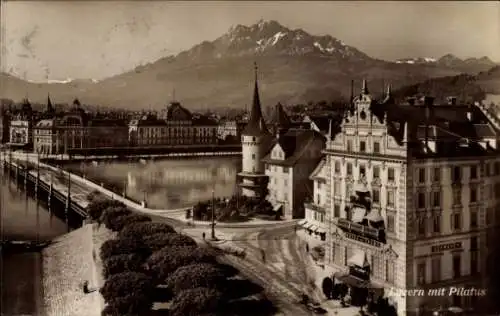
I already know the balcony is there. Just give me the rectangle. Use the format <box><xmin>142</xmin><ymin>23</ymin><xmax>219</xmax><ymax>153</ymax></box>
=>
<box><xmin>304</xmin><ymin>202</ymin><xmax>325</xmax><ymax>213</ymax></box>
<box><xmin>335</xmin><ymin>218</ymin><xmax>385</xmax><ymax>247</ymax></box>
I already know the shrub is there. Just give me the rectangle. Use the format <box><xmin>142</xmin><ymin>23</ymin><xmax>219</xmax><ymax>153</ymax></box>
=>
<box><xmin>145</xmin><ymin>246</ymin><xmax>216</xmax><ymax>282</ymax></box>
<box><xmin>108</xmin><ymin>214</ymin><xmax>152</xmax><ymax>232</ymax></box>
<box><xmin>100</xmin><ymin>272</ymin><xmax>155</xmax><ymax>312</ymax></box>
<box><xmin>166</xmin><ymin>263</ymin><xmax>226</xmax><ymax>294</ymax></box>
<box><xmin>118</xmin><ymin>222</ymin><xmax>175</xmax><ymax>240</ymax></box>
<box><xmin>100</xmin><ymin>238</ymin><xmax>150</xmax><ymax>262</ymax></box>
<box><xmin>169</xmin><ymin>287</ymin><xmax>223</xmax><ymax>316</ymax></box>
<box><xmin>102</xmin><ymin>253</ymin><xmax>145</xmax><ymax>278</ymax></box>
<box><xmin>142</xmin><ymin>232</ymin><xmax>196</xmax><ymax>252</ymax></box>
<box><xmin>101</xmin><ymin>207</ymin><xmax>132</xmax><ymax>230</ymax></box>
<box><xmin>87</xmin><ymin>199</ymin><xmax>125</xmax><ymax>221</ymax></box>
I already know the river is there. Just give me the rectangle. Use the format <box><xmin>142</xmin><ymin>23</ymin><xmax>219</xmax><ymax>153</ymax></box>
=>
<box><xmin>66</xmin><ymin>156</ymin><xmax>241</xmax><ymax>209</ymax></box>
<box><xmin>1</xmin><ymin>169</ymin><xmax>68</xmax><ymax>316</ymax></box>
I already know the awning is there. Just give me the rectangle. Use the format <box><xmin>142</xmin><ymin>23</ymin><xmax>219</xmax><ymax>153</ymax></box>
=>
<box><xmin>348</xmin><ymin>249</ymin><xmax>370</xmax><ymax>268</ymax></box>
<box><xmin>351</xmin><ymin>206</ymin><xmax>366</xmax><ymax>223</ymax></box>
<box><xmin>273</xmin><ymin>204</ymin><xmax>283</xmax><ymax>212</ymax></box>
<box><xmin>365</xmin><ymin>210</ymin><xmax>384</xmax><ymax>223</ymax></box>
<box><xmin>309</xmin><ymin>225</ymin><xmax>318</xmax><ymax>231</ymax></box>
<box><xmin>304</xmin><ymin>223</ymin><xmax>313</xmax><ymax>229</ymax></box>
<box><xmin>334</xmin><ymin>273</ymin><xmax>370</xmax><ymax>288</ymax></box>
<box><xmin>298</xmin><ymin>219</ymin><xmax>307</xmax><ymax>226</ymax></box>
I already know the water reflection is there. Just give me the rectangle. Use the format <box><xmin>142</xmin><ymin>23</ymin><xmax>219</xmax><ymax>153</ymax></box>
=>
<box><xmin>73</xmin><ymin>157</ymin><xmax>241</xmax><ymax>210</ymax></box>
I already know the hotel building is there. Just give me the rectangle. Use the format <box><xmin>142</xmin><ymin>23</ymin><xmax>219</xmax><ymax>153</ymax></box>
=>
<box><xmin>304</xmin><ymin>80</ymin><xmax>500</xmax><ymax>315</ymax></box>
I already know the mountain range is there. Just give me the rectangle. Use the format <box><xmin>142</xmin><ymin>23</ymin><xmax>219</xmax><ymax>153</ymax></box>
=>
<box><xmin>1</xmin><ymin>20</ymin><xmax>498</xmax><ymax>110</ymax></box>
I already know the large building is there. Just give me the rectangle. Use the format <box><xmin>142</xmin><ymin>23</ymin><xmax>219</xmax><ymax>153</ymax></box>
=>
<box><xmin>303</xmin><ymin>80</ymin><xmax>500</xmax><ymax>315</ymax></box>
<box><xmin>9</xmin><ymin>98</ymin><xmax>35</xmax><ymax>148</ymax></box>
<box><xmin>129</xmin><ymin>102</ymin><xmax>218</xmax><ymax>147</ymax></box>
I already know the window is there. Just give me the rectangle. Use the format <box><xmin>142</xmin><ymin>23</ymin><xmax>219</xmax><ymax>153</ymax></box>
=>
<box><xmin>452</xmin><ymin>213</ymin><xmax>462</xmax><ymax>231</ymax></box>
<box><xmin>433</xmin><ymin>215</ymin><xmax>441</xmax><ymax>233</ymax></box>
<box><xmin>387</xmin><ymin>190</ymin><xmax>395</xmax><ymax>207</ymax></box>
<box><xmin>386</xmin><ymin>260</ymin><xmax>395</xmax><ymax>283</ymax></box>
<box><xmin>417</xmin><ymin>262</ymin><xmax>426</xmax><ymax>285</ymax></box>
<box><xmin>334</xmin><ymin>204</ymin><xmax>340</xmax><ymax>218</ymax></box>
<box><xmin>470</xmin><ymin>166</ymin><xmax>478</xmax><ymax>179</ymax></box>
<box><xmin>471</xmin><ymin>251</ymin><xmax>478</xmax><ymax>275</ymax></box>
<box><xmin>347</xmin><ymin>139</ymin><xmax>353</xmax><ymax>152</ymax></box>
<box><xmin>453</xmin><ymin>189</ymin><xmax>461</xmax><ymax>206</ymax></box>
<box><xmin>432</xmin><ymin>191</ymin><xmax>441</xmax><ymax>208</ymax></box>
<box><xmin>470</xmin><ymin>210</ymin><xmax>478</xmax><ymax>228</ymax></box>
<box><xmin>334</xmin><ymin>181</ymin><xmax>341</xmax><ymax>197</ymax></box>
<box><xmin>373</xmin><ymin>166</ymin><xmax>380</xmax><ymax>179</ymax></box>
<box><xmin>373</xmin><ymin>141</ymin><xmax>380</xmax><ymax>153</ymax></box>
<box><xmin>387</xmin><ymin>214</ymin><xmax>395</xmax><ymax>233</ymax></box>
<box><xmin>388</xmin><ymin>168</ymin><xmax>395</xmax><ymax>181</ymax></box>
<box><xmin>417</xmin><ymin>192</ymin><xmax>426</xmax><ymax>209</ymax></box>
<box><xmin>252</xmin><ymin>153</ymin><xmax>255</xmax><ymax>160</ymax></box>
<box><xmin>452</xmin><ymin>166</ymin><xmax>461</xmax><ymax>183</ymax></box>
<box><xmin>431</xmin><ymin>257</ymin><xmax>441</xmax><ymax>283</ymax></box>
<box><xmin>453</xmin><ymin>255</ymin><xmax>462</xmax><ymax>279</ymax></box>
<box><xmin>347</xmin><ymin>163</ymin><xmax>353</xmax><ymax>175</ymax></box>
<box><xmin>334</xmin><ymin>161</ymin><xmax>340</xmax><ymax>173</ymax></box>
<box><xmin>372</xmin><ymin>189</ymin><xmax>380</xmax><ymax>203</ymax></box>
<box><xmin>317</xmin><ymin>181</ymin><xmax>321</xmax><ymax>190</ymax></box>
<box><xmin>284</xmin><ymin>193</ymin><xmax>288</xmax><ymax>201</ymax></box>
<box><xmin>495</xmin><ymin>162</ymin><xmax>500</xmax><ymax>175</ymax></box>
<box><xmin>418</xmin><ymin>168</ymin><xmax>426</xmax><ymax>183</ymax></box>
<box><xmin>283</xmin><ymin>167</ymin><xmax>289</xmax><ymax>174</ymax></box>
<box><xmin>470</xmin><ymin>188</ymin><xmax>477</xmax><ymax>203</ymax></box>
<box><xmin>316</xmin><ymin>194</ymin><xmax>321</xmax><ymax>205</ymax></box>
<box><xmin>284</xmin><ymin>179</ymin><xmax>288</xmax><ymax>187</ymax></box>
<box><xmin>418</xmin><ymin>215</ymin><xmax>426</xmax><ymax>236</ymax></box>
<box><xmin>470</xmin><ymin>237</ymin><xmax>478</xmax><ymax>250</ymax></box>
<box><xmin>485</xmin><ymin>163</ymin><xmax>490</xmax><ymax>177</ymax></box>
<box><xmin>359</xmin><ymin>165</ymin><xmax>366</xmax><ymax>177</ymax></box>
<box><xmin>360</xmin><ymin>141</ymin><xmax>366</xmax><ymax>152</ymax></box>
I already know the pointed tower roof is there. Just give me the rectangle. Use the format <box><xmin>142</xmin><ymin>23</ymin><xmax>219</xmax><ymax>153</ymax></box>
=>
<box><xmin>270</xmin><ymin>102</ymin><xmax>291</xmax><ymax>130</ymax></box>
<box><xmin>242</xmin><ymin>62</ymin><xmax>270</xmax><ymax>136</ymax></box>
<box><xmin>47</xmin><ymin>94</ymin><xmax>54</xmax><ymax>113</ymax></box>
<box><xmin>361</xmin><ymin>79</ymin><xmax>369</xmax><ymax>95</ymax></box>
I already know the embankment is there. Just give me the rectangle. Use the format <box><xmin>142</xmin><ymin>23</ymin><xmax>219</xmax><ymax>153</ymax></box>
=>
<box><xmin>42</xmin><ymin>224</ymin><xmax>101</xmax><ymax>316</ymax></box>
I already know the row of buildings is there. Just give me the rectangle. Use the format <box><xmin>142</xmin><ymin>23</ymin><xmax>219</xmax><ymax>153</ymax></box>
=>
<box><xmin>0</xmin><ymin>98</ymin><xmax>246</xmax><ymax>155</ymax></box>
<box><xmin>238</xmin><ymin>66</ymin><xmax>500</xmax><ymax>315</ymax></box>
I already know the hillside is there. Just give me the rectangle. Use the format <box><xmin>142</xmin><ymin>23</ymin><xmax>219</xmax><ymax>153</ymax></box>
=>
<box><xmin>1</xmin><ymin>20</ymin><xmax>494</xmax><ymax>110</ymax></box>
<box><xmin>396</xmin><ymin>54</ymin><xmax>497</xmax><ymax>74</ymax></box>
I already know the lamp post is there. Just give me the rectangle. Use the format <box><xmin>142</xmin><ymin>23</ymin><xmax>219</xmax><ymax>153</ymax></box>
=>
<box><xmin>211</xmin><ymin>189</ymin><xmax>216</xmax><ymax>240</ymax></box>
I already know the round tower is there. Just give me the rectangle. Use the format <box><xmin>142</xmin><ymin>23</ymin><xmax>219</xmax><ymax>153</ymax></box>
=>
<box><xmin>238</xmin><ymin>63</ymin><xmax>272</xmax><ymax>198</ymax></box>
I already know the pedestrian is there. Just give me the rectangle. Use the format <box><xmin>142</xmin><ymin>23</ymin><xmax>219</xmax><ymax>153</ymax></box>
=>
<box><xmin>261</xmin><ymin>249</ymin><xmax>266</xmax><ymax>263</ymax></box>
<box><xmin>294</xmin><ymin>225</ymin><xmax>297</xmax><ymax>233</ymax></box>
<box><xmin>202</xmin><ymin>232</ymin><xmax>206</xmax><ymax>240</ymax></box>
<box><xmin>306</xmin><ymin>243</ymin><xmax>309</xmax><ymax>253</ymax></box>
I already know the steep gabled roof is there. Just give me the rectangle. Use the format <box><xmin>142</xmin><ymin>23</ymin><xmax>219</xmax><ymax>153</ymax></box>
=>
<box><xmin>269</xmin><ymin>102</ymin><xmax>291</xmax><ymax>129</ymax></box>
<box><xmin>166</xmin><ymin>102</ymin><xmax>192</xmax><ymax>121</ymax></box>
<box><xmin>309</xmin><ymin>157</ymin><xmax>327</xmax><ymax>181</ymax></box>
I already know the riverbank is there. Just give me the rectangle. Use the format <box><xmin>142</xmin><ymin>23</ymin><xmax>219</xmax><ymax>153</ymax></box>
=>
<box><xmin>42</xmin><ymin>224</ymin><xmax>101</xmax><ymax>316</ymax></box>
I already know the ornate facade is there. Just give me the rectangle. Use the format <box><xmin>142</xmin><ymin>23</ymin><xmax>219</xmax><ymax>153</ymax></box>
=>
<box><xmin>305</xmin><ymin>80</ymin><xmax>500</xmax><ymax>315</ymax></box>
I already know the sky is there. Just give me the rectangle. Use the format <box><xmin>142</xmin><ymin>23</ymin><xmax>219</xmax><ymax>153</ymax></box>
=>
<box><xmin>1</xmin><ymin>1</ymin><xmax>499</xmax><ymax>82</ymax></box>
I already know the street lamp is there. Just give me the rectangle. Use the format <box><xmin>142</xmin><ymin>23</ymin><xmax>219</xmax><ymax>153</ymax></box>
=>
<box><xmin>211</xmin><ymin>189</ymin><xmax>216</xmax><ymax>240</ymax></box>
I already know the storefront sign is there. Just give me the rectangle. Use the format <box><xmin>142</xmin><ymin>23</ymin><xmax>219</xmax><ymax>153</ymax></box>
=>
<box><xmin>345</xmin><ymin>232</ymin><xmax>382</xmax><ymax>248</ymax></box>
<box><xmin>431</xmin><ymin>242</ymin><xmax>462</xmax><ymax>253</ymax></box>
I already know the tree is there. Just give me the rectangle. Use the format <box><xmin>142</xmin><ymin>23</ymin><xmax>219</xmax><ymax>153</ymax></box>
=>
<box><xmin>100</xmin><ymin>272</ymin><xmax>155</xmax><ymax>314</ymax></box>
<box><xmin>101</xmin><ymin>207</ymin><xmax>132</xmax><ymax>230</ymax></box>
<box><xmin>87</xmin><ymin>199</ymin><xmax>126</xmax><ymax>221</ymax></box>
<box><xmin>145</xmin><ymin>246</ymin><xmax>216</xmax><ymax>282</ymax></box>
<box><xmin>166</xmin><ymin>263</ymin><xmax>226</xmax><ymax>294</ymax></box>
<box><xmin>118</xmin><ymin>222</ymin><xmax>175</xmax><ymax>240</ymax></box>
<box><xmin>108</xmin><ymin>214</ymin><xmax>152</xmax><ymax>232</ymax></box>
<box><xmin>143</xmin><ymin>232</ymin><xmax>196</xmax><ymax>252</ymax></box>
<box><xmin>169</xmin><ymin>287</ymin><xmax>223</xmax><ymax>316</ymax></box>
<box><xmin>102</xmin><ymin>253</ymin><xmax>145</xmax><ymax>278</ymax></box>
<box><xmin>100</xmin><ymin>238</ymin><xmax>150</xmax><ymax>262</ymax></box>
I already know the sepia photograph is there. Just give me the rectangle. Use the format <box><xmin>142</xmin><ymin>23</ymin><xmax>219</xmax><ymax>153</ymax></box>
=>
<box><xmin>0</xmin><ymin>1</ymin><xmax>499</xmax><ymax>315</ymax></box>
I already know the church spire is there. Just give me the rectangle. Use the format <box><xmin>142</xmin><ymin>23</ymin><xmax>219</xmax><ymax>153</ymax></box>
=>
<box><xmin>47</xmin><ymin>93</ymin><xmax>54</xmax><ymax>113</ymax></box>
<box><xmin>241</xmin><ymin>62</ymin><xmax>270</xmax><ymax>136</ymax></box>
<box><xmin>362</xmin><ymin>79</ymin><xmax>369</xmax><ymax>95</ymax></box>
